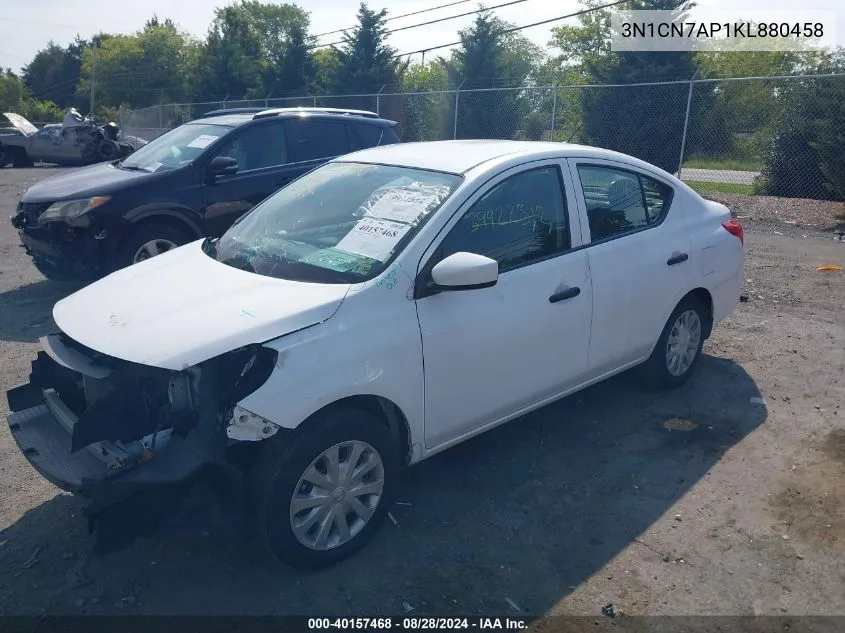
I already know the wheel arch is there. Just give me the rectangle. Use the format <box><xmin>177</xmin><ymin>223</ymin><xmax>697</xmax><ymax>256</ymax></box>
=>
<box><xmin>302</xmin><ymin>395</ymin><xmax>413</xmax><ymax>466</ymax></box>
<box><xmin>123</xmin><ymin>208</ymin><xmax>204</xmax><ymax>240</ymax></box>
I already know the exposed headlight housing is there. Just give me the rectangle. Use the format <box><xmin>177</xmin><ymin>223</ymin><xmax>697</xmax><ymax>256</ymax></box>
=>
<box><xmin>38</xmin><ymin>196</ymin><xmax>110</xmax><ymax>225</ymax></box>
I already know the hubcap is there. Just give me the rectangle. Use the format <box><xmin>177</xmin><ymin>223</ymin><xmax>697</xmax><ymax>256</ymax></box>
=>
<box><xmin>665</xmin><ymin>309</ymin><xmax>702</xmax><ymax>377</ymax></box>
<box><xmin>133</xmin><ymin>239</ymin><xmax>178</xmax><ymax>263</ymax></box>
<box><xmin>289</xmin><ymin>440</ymin><xmax>385</xmax><ymax>551</ymax></box>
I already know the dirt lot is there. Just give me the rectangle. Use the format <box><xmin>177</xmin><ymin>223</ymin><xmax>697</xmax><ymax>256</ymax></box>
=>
<box><xmin>0</xmin><ymin>167</ymin><xmax>843</xmax><ymax>618</ymax></box>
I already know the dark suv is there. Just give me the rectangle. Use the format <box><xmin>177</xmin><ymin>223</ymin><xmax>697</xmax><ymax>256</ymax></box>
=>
<box><xmin>11</xmin><ymin>107</ymin><xmax>400</xmax><ymax>280</ymax></box>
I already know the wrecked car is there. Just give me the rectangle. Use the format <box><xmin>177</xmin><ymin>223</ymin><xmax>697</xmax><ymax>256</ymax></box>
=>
<box><xmin>0</xmin><ymin>110</ymin><xmax>145</xmax><ymax>168</ymax></box>
<box><xmin>10</xmin><ymin>107</ymin><xmax>398</xmax><ymax>281</ymax></box>
<box><xmin>5</xmin><ymin>140</ymin><xmax>744</xmax><ymax>569</ymax></box>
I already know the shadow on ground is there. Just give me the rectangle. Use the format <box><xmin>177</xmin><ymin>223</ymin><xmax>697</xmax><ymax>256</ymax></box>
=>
<box><xmin>0</xmin><ymin>354</ymin><xmax>766</xmax><ymax>616</ymax></box>
<box><xmin>0</xmin><ymin>279</ymin><xmax>82</xmax><ymax>344</ymax></box>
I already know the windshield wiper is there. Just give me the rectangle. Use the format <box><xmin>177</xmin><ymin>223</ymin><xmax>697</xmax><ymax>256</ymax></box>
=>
<box><xmin>116</xmin><ymin>162</ymin><xmax>149</xmax><ymax>172</ymax></box>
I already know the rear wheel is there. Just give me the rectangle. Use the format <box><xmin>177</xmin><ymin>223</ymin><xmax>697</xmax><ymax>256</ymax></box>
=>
<box><xmin>249</xmin><ymin>407</ymin><xmax>400</xmax><ymax>569</ymax></box>
<box><xmin>116</xmin><ymin>222</ymin><xmax>194</xmax><ymax>271</ymax></box>
<box><xmin>639</xmin><ymin>295</ymin><xmax>707</xmax><ymax>389</ymax></box>
<box><xmin>11</xmin><ymin>147</ymin><xmax>33</xmax><ymax>168</ymax></box>
<box><xmin>96</xmin><ymin>140</ymin><xmax>120</xmax><ymax>161</ymax></box>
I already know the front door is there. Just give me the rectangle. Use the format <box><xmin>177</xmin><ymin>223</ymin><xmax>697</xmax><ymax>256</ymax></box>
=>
<box><xmin>200</xmin><ymin>120</ymin><xmax>296</xmax><ymax>237</ymax></box>
<box><xmin>415</xmin><ymin>162</ymin><xmax>593</xmax><ymax>448</ymax></box>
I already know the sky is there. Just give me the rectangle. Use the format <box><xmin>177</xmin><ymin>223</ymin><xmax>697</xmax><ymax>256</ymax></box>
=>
<box><xmin>0</xmin><ymin>0</ymin><xmax>842</xmax><ymax>77</ymax></box>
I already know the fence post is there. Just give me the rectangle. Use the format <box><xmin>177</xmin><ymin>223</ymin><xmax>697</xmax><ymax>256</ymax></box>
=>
<box><xmin>550</xmin><ymin>85</ymin><xmax>559</xmax><ymax>140</ymax></box>
<box><xmin>677</xmin><ymin>69</ymin><xmax>699</xmax><ymax>178</ymax></box>
<box><xmin>313</xmin><ymin>95</ymin><xmax>318</xmax><ymax>107</ymax></box>
<box><xmin>158</xmin><ymin>105</ymin><xmax>163</xmax><ymax>131</ymax></box>
<box><xmin>453</xmin><ymin>80</ymin><xmax>466</xmax><ymax>140</ymax></box>
<box><xmin>265</xmin><ymin>93</ymin><xmax>271</xmax><ymax>107</ymax></box>
<box><xmin>376</xmin><ymin>85</ymin><xmax>386</xmax><ymax>115</ymax></box>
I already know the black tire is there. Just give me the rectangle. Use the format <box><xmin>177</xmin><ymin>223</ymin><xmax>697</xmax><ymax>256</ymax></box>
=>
<box><xmin>249</xmin><ymin>407</ymin><xmax>401</xmax><ymax>570</ymax></box>
<box><xmin>97</xmin><ymin>140</ymin><xmax>119</xmax><ymax>161</ymax></box>
<box><xmin>638</xmin><ymin>295</ymin><xmax>707</xmax><ymax>389</ymax></box>
<box><xmin>115</xmin><ymin>221</ymin><xmax>194</xmax><ymax>271</ymax></box>
<box><xmin>11</xmin><ymin>147</ymin><xmax>33</xmax><ymax>168</ymax></box>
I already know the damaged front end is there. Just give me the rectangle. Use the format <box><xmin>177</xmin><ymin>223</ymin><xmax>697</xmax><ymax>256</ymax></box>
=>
<box><xmin>6</xmin><ymin>332</ymin><xmax>280</xmax><ymax>554</ymax></box>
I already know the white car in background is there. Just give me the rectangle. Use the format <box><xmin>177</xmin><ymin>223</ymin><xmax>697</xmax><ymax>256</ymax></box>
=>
<box><xmin>6</xmin><ymin>140</ymin><xmax>744</xmax><ymax>569</ymax></box>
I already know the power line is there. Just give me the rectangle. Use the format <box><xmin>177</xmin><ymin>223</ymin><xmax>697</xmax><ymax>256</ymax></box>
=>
<box><xmin>313</xmin><ymin>0</ymin><xmax>474</xmax><ymax>39</ymax></box>
<box><xmin>393</xmin><ymin>0</ymin><xmax>630</xmax><ymax>59</ymax></box>
<box><xmin>317</xmin><ymin>0</ymin><xmax>535</xmax><ymax>49</ymax></box>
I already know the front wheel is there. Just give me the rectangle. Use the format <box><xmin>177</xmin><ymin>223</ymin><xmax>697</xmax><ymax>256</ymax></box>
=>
<box><xmin>249</xmin><ymin>408</ymin><xmax>401</xmax><ymax>569</ymax></box>
<box><xmin>115</xmin><ymin>222</ymin><xmax>193</xmax><ymax>271</ymax></box>
<box><xmin>639</xmin><ymin>295</ymin><xmax>707</xmax><ymax>389</ymax></box>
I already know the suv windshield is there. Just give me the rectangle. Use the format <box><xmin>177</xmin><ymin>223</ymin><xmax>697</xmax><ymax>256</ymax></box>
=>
<box><xmin>206</xmin><ymin>162</ymin><xmax>462</xmax><ymax>283</ymax></box>
<box><xmin>120</xmin><ymin>123</ymin><xmax>233</xmax><ymax>173</ymax></box>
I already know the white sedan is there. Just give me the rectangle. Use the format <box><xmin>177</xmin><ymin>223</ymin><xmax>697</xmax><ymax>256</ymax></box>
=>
<box><xmin>6</xmin><ymin>140</ymin><xmax>744</xmax><ymax>569</ymax></box>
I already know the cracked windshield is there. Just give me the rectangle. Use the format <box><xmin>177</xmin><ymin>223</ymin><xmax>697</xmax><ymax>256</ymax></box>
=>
<box><xmin>207</xmin><ymin>162</ymin><xmax>462</xmax><ymax>283</ymax></box>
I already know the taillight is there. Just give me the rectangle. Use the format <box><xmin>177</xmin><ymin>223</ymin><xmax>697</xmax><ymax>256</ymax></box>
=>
<box><xmin>722</xmin><ymin>218</ymin><xmax>744</xmax><ymax>245</ymax></box>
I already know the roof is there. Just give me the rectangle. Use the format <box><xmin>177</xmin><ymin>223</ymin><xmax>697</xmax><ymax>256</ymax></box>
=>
<box><xmin>337</xmin><ymin>139</ymin><xmax>675</xmax><ymax>177</ymax></box>
<box><xmin>192</xmin><ymin>107</ymin><xmax>392</xmax><ymax>127</ymax></box>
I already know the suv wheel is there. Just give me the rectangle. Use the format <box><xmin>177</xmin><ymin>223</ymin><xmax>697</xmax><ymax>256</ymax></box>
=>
<box><xmin>117</xmin><ymin>222</ymin><xmax>193</xmax><ymax>270</ymax></box>
<box><xmin>11</xmin><ymin>148</ymin><xmax>33</xmax><ymax>168</ymax></box>
<box><xmin>249</xmin><ymin>407</ymin><xmax>400</xmax><ymax>569</ymax></box>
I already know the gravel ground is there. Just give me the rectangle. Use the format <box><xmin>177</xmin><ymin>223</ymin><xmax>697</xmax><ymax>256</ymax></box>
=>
<box><xmin>0</xmin><ymin>167</ymin><xmax>843</xmax><ymax>619</ymax></box>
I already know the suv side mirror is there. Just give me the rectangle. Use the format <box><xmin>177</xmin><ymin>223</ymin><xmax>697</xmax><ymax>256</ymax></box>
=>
<box><xmin>209</xmin><ymin>156</ymin><xmax>238</xmax><ymax>179</ymax></box>
<box><xmin>430</xmin><ymin>252</ymin><xmax>498</xmax><ymax>291</ymax></box>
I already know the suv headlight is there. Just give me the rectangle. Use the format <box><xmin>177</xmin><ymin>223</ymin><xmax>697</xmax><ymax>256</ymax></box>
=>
<box><xmin>38</xmin><ymin>196</ymin><xmax>110</xmax><ymax>224</ymax></box>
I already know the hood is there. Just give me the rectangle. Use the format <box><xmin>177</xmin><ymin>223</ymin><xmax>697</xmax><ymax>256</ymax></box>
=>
<box><xmin>3</xmin><ymin>112</ymin><xmax>37</xmax><ymax>136</ymax></box>
<box><xmin>21</xmin><ymin>162</ymin><xmax>157</xmax><ymax>203</ymax></box>
<box><xmin>52</xmin><ymin>241</ymin><xmax>351</xmax><ymax>370</ymax></box>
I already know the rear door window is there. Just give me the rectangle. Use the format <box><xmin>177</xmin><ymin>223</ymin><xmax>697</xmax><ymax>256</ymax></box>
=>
<box><xmin>347</xmin><ymin>122</ymin><xmax>383</xmax><ymax>150</ymax></box>
<box><xmin>286</xmin><ymin>119</ymin><xmax>351</xmax><ymax>163</ymax></box>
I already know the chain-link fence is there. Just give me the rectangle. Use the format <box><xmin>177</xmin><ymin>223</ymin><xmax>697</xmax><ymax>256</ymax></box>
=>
<box><xmin>119</xmin><ymin>73</ymin><xmax>845</xmax><ymax>201</ymax></box>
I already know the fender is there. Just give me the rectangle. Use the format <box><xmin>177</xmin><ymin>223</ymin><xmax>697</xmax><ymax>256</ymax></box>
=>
<box><xmin>122</xmin><ymin>204</ymin><xmax>205</xmax><ymax>239</ymax></box>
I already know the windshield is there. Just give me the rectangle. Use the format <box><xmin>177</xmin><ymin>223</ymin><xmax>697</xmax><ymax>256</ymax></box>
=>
<box><xmin>120</xmin><ymin>123</ymin><xmax>233</xmax><ymax>172</ymax></box>
<box><xmin>206</xmin><ymin>162</ymin><xmax>463</xmax><ymax>283</ymax></box>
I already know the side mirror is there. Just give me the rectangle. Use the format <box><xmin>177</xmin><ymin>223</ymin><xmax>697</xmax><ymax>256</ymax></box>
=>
<box><xmin>430</xmin><ymin>252</ymin><xmax>498</xmax><ymax>291</ymax></box>
<box><xmin>209</xmin><ymin>156</ymin><xmax>238</xmax><ymax>179</ymax></box>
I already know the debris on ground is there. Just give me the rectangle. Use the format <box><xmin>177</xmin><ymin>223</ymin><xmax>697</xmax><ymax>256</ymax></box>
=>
<box><xmin>816</xmin><ymin>265</ymin><xmax>842</xmax><ymax>272</ymax></box>
<box><xmin>394</xmin><ymin>502</ymin><xmax>413</xmax><ymax>507</ymax></box>
<box><xmin>602</xmin><ymin>603</ymin><xmax>619</xmax><ymax>618</ymax></box>
<box><xmin>749</xmin><ymin>397</ymin><xmax>766</xmax><ymax>405</ymax></box>
<box><xmin>387</xmin><ymin>511</ymin><xmax>399</xmax><ymax>526</ymax></box>
<box><xmin>740</xmin><ymin>294</ymin><xmax>750</xmax><ymax>302</ymax></box>
<box><xmin>674</xmin><ymin>514</ymin><xmax>682</xmax><ymax>522</ymax></box>
<box><xmin>20</xmin><ymin>545</ymin><xmax>43</xmax><ymax>570</ymax></box>
<box><xmin>505</xmin><ymin>597</ymin><xmax>521</xmax><ymax>612</ymax></box>
<box><xmin>402</xmin><ymin>600</ymin><xmax>414</xmax><ymax>612</ymax></box>
<box><xmin>663</xmin><ymin>418</ymin><xmax>698</xmax><ymax>432</ymax></box>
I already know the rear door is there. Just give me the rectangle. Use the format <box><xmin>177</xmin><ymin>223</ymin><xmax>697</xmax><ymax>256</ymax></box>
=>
<box><xmin>199</xmin><ymin>120</ymin><xmax>292</xmax><ymax>236</ymax></box>
<box><xmin>567</xmin><ymin>159</ymin><xmax>693</xmax><ymax>375</ymax></box>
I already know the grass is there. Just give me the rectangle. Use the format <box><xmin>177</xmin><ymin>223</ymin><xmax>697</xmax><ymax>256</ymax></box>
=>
<box><xmin>684</xmin><ymin>180</ymin><xmax>755</xmax><ymax>196</ymax></box>
<box><xmin>682</xmin><ymin>157</ymin><xmax>764</xmax><ymax>172</ymax></box>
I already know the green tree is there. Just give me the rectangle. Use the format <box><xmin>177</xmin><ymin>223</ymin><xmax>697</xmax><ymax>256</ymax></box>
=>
<box><xmin>312</xmin><ymin>48</ymin><xmax>341</xmax><ymax>92</ymax></box>
<box><xmin>445</xmin><ymin>9</ymin><xmax>541</xmax><ymax>139</ymax></box>
<box><xmin>237</xmin><ymin>1</ymin><xmax>314</xmax><ymax>95</ymax></box>
<box><xmin>332</xmin><ymin>3</ymin><xmax>403</xmax><ymax>95</ymax></box>
<box><xmin>550</xmin><ymin>0</ymin><xmax>697</xmax><ymax>172</ymax></box>
<box><xmin>400</xmin><ymin>61</ymin><xmax>451</xmax><ymax>141</ymax></box>
<box><xmin>195</xmin><ymin>6</ymin><xmax>264</xmax><ymax>100</ymax></box>
<box><xmin>76</xmin><ymin>21</ymin><xmax>197</xmax><ymax>110</ymax></box>
<box><xmin>22</xmin><ymin>38</ymin><xmax>86</xmax><ymax>108</ymax></box>
<box><xmin>757</xmin><ymin>50</ymin><xmax>845</xmax><ymax>201</ymax></box>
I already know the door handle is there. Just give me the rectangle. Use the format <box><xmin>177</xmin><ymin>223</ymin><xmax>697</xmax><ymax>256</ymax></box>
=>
<box><xmin>667</xmin><ymin>252</ymin><xmax>689</xmax><ymax>266</ymax></box>
<box><xmin>549</xmin><ymin>287</ymin><xmax>581</xmax><ymax>303</ymax></box>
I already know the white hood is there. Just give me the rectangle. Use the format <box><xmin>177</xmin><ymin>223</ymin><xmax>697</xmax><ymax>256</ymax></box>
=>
<box><xmin>52</xmin><ymin>241</ymin><xmax>350</xmax><ymax>370</ymax></box>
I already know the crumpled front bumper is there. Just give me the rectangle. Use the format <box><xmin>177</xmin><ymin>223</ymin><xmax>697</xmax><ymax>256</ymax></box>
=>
<box><xmin>5</xmin><ymin>344</ymin><xmax>240</xmax><ymax>554</ymax></box>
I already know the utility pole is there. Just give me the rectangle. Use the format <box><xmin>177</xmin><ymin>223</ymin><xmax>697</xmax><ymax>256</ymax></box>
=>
<box><xmin>89</xmin><ymin>40</ymin><xmax>98</xmax><ymax>115</ymax></box>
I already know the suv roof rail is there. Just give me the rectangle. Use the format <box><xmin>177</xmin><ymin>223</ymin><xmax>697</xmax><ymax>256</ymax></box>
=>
<box><xmin>202</xmin><ymin>107</ymin><xmax>268</xmax><ymax>117</ymax></box>
<box><xmin>252</xmin><ymin>107</ymin><xmax>381</xmax><ymax>120</ymax></box>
